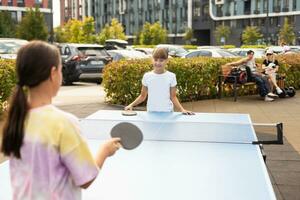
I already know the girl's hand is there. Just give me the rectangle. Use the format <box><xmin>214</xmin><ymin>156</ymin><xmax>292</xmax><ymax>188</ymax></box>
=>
<box><xmin>101</xmin><ymin>138</ymin><xmax>121</xmax><ymax>157</ymax></box>
<box><xmin>125</xmin><ymin>105</ymin><xmax>133</xmax><ymax>111</ymax></box>
<box><xmin>181</xmin><ymin>109</ymin><xmax>195</xmax><ymax>115</ymax></box>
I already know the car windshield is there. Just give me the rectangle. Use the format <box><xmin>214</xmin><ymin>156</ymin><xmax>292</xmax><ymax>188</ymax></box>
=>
<box><xmin>217</xmin><ymin>50</ymin><xmax>236</xmax><ymax>57</ymax></box>
<box><xmin>77</xmin><ymin>47</ymin><xmax>108</xmax><ymax>56</ymax></box>
<box><xmin>0</xmin><ymin>41</ymin><xmax>25</xmax><ymax>54</ymax></box>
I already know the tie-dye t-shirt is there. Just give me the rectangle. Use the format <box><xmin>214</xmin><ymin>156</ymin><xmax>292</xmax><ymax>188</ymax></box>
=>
<box><xmin>9</xmin><ymin>105</ymin><xmax>99</xmax><ymax>200</ymax></box>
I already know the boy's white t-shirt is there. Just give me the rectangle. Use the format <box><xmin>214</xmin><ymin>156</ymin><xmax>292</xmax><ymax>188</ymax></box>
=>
<box><xmin>142</xmin><ymin>70</ymin><xmax>177</xmax><ymax>112</ymax></box>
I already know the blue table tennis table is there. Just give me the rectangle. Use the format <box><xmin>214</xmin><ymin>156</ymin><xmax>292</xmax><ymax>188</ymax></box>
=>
<box><xmin>0</xmin><ymin>110</ymin><xmax>277</xmax><ymax>200</ymax></box>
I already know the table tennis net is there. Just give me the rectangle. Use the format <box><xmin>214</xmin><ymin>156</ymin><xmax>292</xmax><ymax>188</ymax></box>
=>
<box><xmin>80</xmin><ymin>119</ymin><xmax>257</xmax><ymax>144</ymax></box>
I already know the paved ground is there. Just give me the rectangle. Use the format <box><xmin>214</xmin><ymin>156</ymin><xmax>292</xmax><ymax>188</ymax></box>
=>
<box><xmin>1</xmin><ymin>82</ymin><xmax>300</xmax><ymax>199</ymax></box>
<box><xmin>55</xmin><ymin>83</ymin><xmax>300</xmax><ymax>200</ymax></box>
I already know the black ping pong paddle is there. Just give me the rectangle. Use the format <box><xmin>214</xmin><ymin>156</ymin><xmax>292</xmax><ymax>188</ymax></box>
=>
<box><xmin>110</xmin><ymin>122</ymin><xmax>143</xmax><ymax>150</ymax></box>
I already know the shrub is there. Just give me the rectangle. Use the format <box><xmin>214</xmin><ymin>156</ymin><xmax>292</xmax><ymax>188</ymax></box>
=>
<box><xmin>103</xmin><ymin>57</ymin><xmax>236</xmax><ymax>105</ymax></box>
<box><xmin>183</xmin><ymin>45</ymin><xmax>198</xmax><ymax>50</ymax></box>
<box><xmin>222</xmin><ymin>45</ymin><xmax>236</xmax><ymax>49</ymax></box>
<box><xmin>0</xmin><ymin>59</ymin><xmax>16</xmax><ymax>114</ymax></box>
<box><xmin>240</xmin><ymin>45</ymin><xmax>267</xmax><ymax>49</ymax></box>
<box><xmin>103</xmin><ymin>54</ymin><xmax>300</xmax><ymax>105</ymax></box>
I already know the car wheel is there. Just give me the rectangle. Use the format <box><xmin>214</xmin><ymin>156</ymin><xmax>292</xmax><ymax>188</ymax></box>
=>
<box><xmin>96</xmin><ymin>78</ymin><xmax>102</xmax><ymax>85</ymax></box>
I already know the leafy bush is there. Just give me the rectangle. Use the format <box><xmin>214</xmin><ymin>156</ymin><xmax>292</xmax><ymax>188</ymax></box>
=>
<box><xmin>183</xmin><ymin>45</ymin><xmax>198</xmax><ymax>50</ymax></box>
<box><xmin>103</xmin><ymin>57</ymin><xmax>236</xmax><ymax>105</ymax></box>
<box><xmin>240</xmin><ymin>45</ymin><xmax>267</xmax><ymax>49</ymax></box>
<box><xmin>0</xmin><ymin>59</ymin><xmax>16</xmax><ymax>114</ymax></box>
<box><xmin>103</xmin><ymin>54</ymin><xmax>300</xmax><ymax>105</ymax></box>
<box><xmin>222</xmin><ymin>45</ymin><xmax>236</xmax><ymax>49</ymax></box>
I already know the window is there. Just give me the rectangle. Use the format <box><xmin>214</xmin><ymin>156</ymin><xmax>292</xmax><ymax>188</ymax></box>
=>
<box><xmin>186</xmin><ymin>51</ymin><xmax>200</xmax><ymax>58</ymax></box>
<box><xmin>234</xmin><ymin>1</ymin><xmax>237</xmax><ymax>14</ymax></box>
<box><xmin>244</xmin><ymin>0</ymin><xmax>251</xmax><ymax>14</ymax></box>
<box><xmin>17</xmin><ymin>0</ymin><xmax>24</xmax><ymax>6</ymax></box>
<box><xmin>11</xmin><ymin>12</ymin><xmax>17</xmax><ymax>22</ymax></box>
<box><xmin>293</xmin><ymin>0</ymin><xmax>297</xmax><ymax>11</ymax></box>
<box><xmin>193</xmin><ymin>0</ymin><xmax>201</xmax><ymax>17</ymax></box>
<box><xmin>198</xmin><ymin>51</ymin><xmax>212</xmax><ymax>57</ymax></box>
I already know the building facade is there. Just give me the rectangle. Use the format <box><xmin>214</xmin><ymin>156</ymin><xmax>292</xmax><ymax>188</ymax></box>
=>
<box><xmin>61</xmin><ymin>0</ymin><xmax>300</xmax><ymax>45</ymax></box>
<box><xmin>83</xmin><ymin>0</ymin><xmax>193</xmax><ymax>43</ymax></box>
<box><xmin>0</xmin><ymin>0</ymin><xmax>52</xmax><ymax>28</ymax></box>
<box><xmin>61</xmin><ymin>0</ymin><xmax>84</xmax><ymax>25</ymax></box>
<box><xmin>193</xmin><ymin>0</ymin><xmax>300</xmax><ymax>45</ymax></box>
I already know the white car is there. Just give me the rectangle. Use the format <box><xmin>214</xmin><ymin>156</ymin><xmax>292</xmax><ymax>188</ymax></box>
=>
<box><xmin>0</xmin><ymin>38</ymin><xmax>28</xmax><ymax>59</ymax></box>
<box><xmin>108</xmin><ymin>50</ymin><xmax>150</xmax><ymax>61</ymax></box>
<box><xmin>229</xmin><ymin>48</ymin><xmax>266</xmax><ymax>58</ymax></box>
<box><xmin>184</xmin><ymin>49</ymin><xmax>238</xmax><ymax>58</ymax></box>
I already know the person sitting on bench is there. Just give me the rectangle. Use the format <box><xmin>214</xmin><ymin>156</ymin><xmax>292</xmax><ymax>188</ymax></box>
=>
<box><xmin>225</xmin><ymin>50</ymin><xmax>277</xmax><ymax>102</ymax></box>
<box><xmin>262</xmin><ymin>49</ymin><xmax>283</xmax><ymax>95</ymax></box>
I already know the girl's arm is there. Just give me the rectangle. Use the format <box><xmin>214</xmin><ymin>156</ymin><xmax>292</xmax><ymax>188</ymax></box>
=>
<box><xmin>81</xmin><ymin>138</ymin><xmax>121</xmax><ymax>189</ymax></box>
<box><xmin>125</xmin><ymin>86</ymin><xmax>148</xmax><ymax>110</ymax></box>
<box><xmin>170</xmin><ymin>87</ymin><xmax>194</xmax><ymax>115</ymax></box>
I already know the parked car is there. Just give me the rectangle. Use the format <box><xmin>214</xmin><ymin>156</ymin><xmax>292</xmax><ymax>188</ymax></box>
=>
<box><xmin>59</xmin><ymin>43</ymin><xmax>112</xmax><ymax>85</ymax></box>
<box><xmin>267</xmin><ymin>46</ymin><xmax>300</xmax><ymax>54</ymax></box>
<box><xmin>0</xmin><ymin>38</ymin><xmax>28</xmax><ymax>59</ymax></box>
<box><xmin>134</xmin><ymin>48</ymin><xmax>154</xmax><ymax>55</ymax></box>
<box><xmin>107</xmin><ymin>49</ymin><xmax>150</xmax><ymax>61</ymax></box>
<box><xmin>184</xmin><ymin>49</ymin><xmax>238</xmax><ymax>58</ymax></box>
<box><xmin>156</xmin><ymin>44</ymin><xmax>188</xmax><ymax>57</ymax></box>
<box><xmin>104</xmin><ymin>39</ymin><xmax>128</xmax><ymax>50</ymax></box>
<box><xmin>228</xmin><ymin>48</ymin><xmax>266</xmax><ymax>58</ymax></box>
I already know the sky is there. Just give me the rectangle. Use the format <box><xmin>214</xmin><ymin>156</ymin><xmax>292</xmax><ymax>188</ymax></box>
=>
<box><xmin>53</xmin><ymin>0</ymin><xmax>60</xmax><ymax>27</ymax></box>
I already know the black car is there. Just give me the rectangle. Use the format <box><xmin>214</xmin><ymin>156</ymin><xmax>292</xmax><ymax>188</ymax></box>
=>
<box><xmin>59</xmin><ymin>43</ymin><xmax>112</xmax><ymax>85</ymax></box>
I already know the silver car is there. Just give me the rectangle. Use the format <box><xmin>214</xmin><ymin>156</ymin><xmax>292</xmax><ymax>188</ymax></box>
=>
<box><xmin>0</xmin><ymin>38</ymin><xmax>28</xmax><ymax>59</ymax></box>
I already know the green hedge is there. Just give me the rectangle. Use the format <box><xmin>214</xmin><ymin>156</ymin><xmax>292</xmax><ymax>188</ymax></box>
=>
<box><xmin>103</xmin><ymin>57</ymin><xmax>236</xmax><ymax>105</ymax></box>
<box><xmin>0</xmin><ymin>59</ymin><xmax>16</xmax><ymax>114</ymax></box>
<box><xmin>240</xmin><ymin>45</ymin><xmax>267</xmax><ymax>49</ymax></box>
<box><xmin>103</xmin><ymin>54</ymin><xmax>300</xmax><ymax>105</ymax></box>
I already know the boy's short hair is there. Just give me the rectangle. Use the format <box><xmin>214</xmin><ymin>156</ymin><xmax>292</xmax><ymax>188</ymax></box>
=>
<box><xmin>153</xmin><ymin>47</ymin><xmax>168</xmax><ymax>60</ymax></box>
<box><xmin>247</xmin><ymin>50</ymin><xmax>254</xmax><ymax>55</ymax></box>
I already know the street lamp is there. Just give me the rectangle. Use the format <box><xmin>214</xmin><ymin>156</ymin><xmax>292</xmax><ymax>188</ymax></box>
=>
<box><xmin>265</xmin><ymin>0</ymin><xmax>269</xmax><ymax>45</ymax></box>
<box><xmin>50</xmin><ymin>0</ymin><xmax>54</xmax><ymax>43</ymax></box>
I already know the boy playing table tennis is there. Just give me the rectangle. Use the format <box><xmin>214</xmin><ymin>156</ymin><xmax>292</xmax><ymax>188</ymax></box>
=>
<box><xmin>125</xmin><ymin>47</ymin><xmax>193</xmax><ymax>115</ymax></box>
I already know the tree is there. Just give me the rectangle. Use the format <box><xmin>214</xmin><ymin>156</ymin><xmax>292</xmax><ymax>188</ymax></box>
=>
<box><xmin>54</xmin><ymin>26</ymin><xmax>67</xmax><ymax>43</ymax></box>
<box><xmin>82</xmin><ymin>17</ymin><xmax>96</xmax><ymax>43</ymax></box>
<box><xmin>279</xmin><ymin>17</ymin><xmax>295</xmax><ymax>45</ymax></box>
<box><xmin>184</xmin><ymin>28</ymin><xmax>194</xmax><ymax>44</ymax></box>
<box><xmin>139</xmin><ymin>22</ymin><xmax>167</xmax><ymax>45</ymax></box>
<box><xmin>242</xmin><ymin>26</ymin><xmax>263</xmax><ymax>45</ymax></box>
<box><xmin>214</xmin><ymin>25</ymin><xmax>231</xmax><ymax>45</ymax></box>
<box><xmin>16</xmin><ymin>7</ymin><xmax>48</xmax><ymax>41</ymax></box>
<box><xmin>98</xmin><ymin>18</ymin><xmax>126</xmax><ymax>44</ymax></box>
<box><xmin>0</xmin><ymin>11</ymin><xmax>16</xmax><ymax>38</ymax></box>
<box><xmin>54</xmin><ymin>17</ymin><xmax>97</xmax><ymax>43</ymax></box>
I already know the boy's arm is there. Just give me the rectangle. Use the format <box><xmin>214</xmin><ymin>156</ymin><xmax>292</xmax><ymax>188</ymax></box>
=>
<box><xmin>226</xmin><ymin>58</ymin><xmax>248</xmax><ymax>67</ymax></box>
<box><xmin>170</xmin><ymin>87</ymin><xmax>194</xmax><ymax>115</ymax></box>
<box><xmin>125</xmin><ymin>86</ymin><xmax>148</xmax><ymax>110</ymax></box>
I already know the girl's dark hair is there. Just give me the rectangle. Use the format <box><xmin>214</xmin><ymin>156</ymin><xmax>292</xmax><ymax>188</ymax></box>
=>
<box><xmin>1</xmin><ymin>41</ymin><xmax>60</xmax><ymax>159</ymax></box>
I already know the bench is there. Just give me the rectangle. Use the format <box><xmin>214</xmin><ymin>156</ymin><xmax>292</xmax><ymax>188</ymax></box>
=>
<box><xmin>218</xmin><ymin>64</ymin><xmax>256</xmax><ymax>101</ymax></box>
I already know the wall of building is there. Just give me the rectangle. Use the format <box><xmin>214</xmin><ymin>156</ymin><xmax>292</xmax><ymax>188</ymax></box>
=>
<box><xmin>193</xmin><ymin>0</ymin><xmax>300</xmax><ymax>46</ymax></box>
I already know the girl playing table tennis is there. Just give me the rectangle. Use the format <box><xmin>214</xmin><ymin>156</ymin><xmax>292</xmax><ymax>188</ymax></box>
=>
<box><xmin>125</xmin><ymin>47</ymin><xmax>193</xmax><ymax>115</ymax></box>
<box><xmin>1</xmin><ymin>41</ymin><xmax>120</xmax><ymax>200</ymax></box>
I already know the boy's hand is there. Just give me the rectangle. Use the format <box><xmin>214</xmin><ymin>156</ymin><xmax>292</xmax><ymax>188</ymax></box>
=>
<box><xmin>124</xmin><ymin>105</ymin><xmax>133</xmax><ymax>111</ymax></box>
<box><xmin>181</xmin><ymin>109</ymin><xmax>195</xmax><ymax>115</ymax></box>
<box><xmin>100</xmin><ymin>138</ymin><xmax>121</xmax><ymax>157</ymax></box>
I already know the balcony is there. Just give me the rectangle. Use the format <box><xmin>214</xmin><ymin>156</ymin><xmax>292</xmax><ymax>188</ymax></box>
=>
<box><xmin>244</xmin><ymin>10</ymin><xmax>251</xmax><ymax>15</ymax></box>
<box><xmin>273</xmin><ymin>6</ymin><xmax>281</xmax><ymax>12</ymax></box>
<box><xmin>282</xmin><ymin>7</ymin><xmax>289</xmax><ymax>12</ymax></box>
<box><xmin>225</xmin><ymin>12</ymin><xmax>231</xmax><ymax>16</ymax></box>
<box><xmin>253</xmin><ymin>10</ymin><xmax>260</xmax><ymax>14</ymax></box>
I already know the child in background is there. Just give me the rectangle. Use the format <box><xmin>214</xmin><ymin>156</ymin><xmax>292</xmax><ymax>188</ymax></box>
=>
<box><xmin>125</xmin><ymin>47</ymin><xmax>193</xmax><ymax>114</ymax></box>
